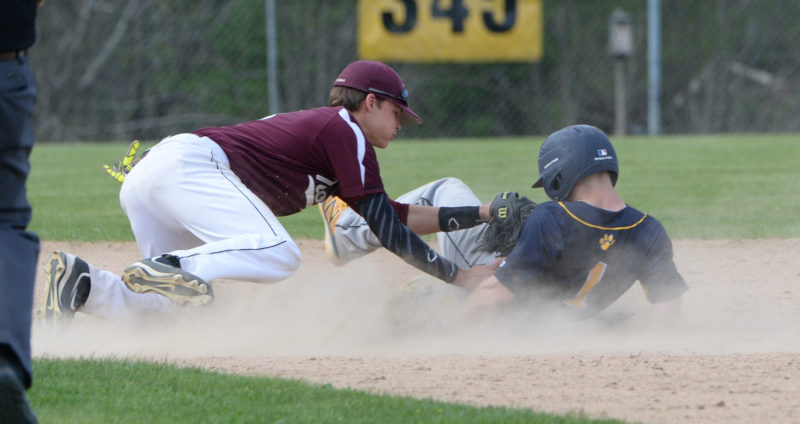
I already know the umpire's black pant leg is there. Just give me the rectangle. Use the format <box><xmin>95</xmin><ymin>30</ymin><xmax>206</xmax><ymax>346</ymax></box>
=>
<box><xmin>0</xmin><ymin>56</ymin><xmax>40</xmax><ymax>389</ymax></box>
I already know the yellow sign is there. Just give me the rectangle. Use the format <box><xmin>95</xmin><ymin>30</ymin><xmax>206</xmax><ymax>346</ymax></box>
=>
<box><xmin>358</xmin><ymin>0</ymin><xmax>543</xmax><ymax>62</ymax></box>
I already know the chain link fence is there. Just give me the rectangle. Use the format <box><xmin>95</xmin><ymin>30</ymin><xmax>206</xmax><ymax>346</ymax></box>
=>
<box><xmin>31</xmin><ymin>0</ymin><xmax>800</xmax><ymax>142</ymax></box>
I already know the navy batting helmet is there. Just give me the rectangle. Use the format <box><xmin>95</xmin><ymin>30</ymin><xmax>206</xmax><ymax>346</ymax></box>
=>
<box><xmin>532</xmin><ymin>125</ymin><xmax>619</xmax><ymax>201</ymax></box>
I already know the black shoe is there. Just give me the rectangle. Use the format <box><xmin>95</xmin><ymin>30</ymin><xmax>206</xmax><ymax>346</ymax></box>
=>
<box><xmin>122</xmin><ymin>255</ymin><xmax>213</xmax><ymax>307</ymax></box>
<box><xmin>0</xmin><ymin>366</ymin><xmax>38</xmax><ymax>424</ymax></box>
<box><xmin>38</xmin><ymin>251</ymin><xmax>91</xmax><ymax>321</ymax></box>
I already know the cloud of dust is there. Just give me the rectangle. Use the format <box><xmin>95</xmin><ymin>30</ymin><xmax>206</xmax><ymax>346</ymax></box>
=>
<box><xmin>32</xmin><ymin>241</ymin><xmax>800</xmax><ymax>360</ymax></box>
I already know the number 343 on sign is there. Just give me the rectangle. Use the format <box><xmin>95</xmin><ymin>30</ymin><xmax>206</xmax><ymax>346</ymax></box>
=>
<box><xmin>358</xmin><ymin>0</ymin><xmax>543</xmax><ymax>62</ymax></box>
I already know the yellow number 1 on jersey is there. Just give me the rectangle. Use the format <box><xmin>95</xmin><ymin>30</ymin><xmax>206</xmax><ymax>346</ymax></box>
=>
<box><xmin>563</xmin><ymin>261</ymin><xmax>607</xmax><ymax>310</ymax></box>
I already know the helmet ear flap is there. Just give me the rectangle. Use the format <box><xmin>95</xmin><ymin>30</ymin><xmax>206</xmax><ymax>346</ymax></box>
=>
<box><xmin>550</xmin><ymin>173</ymin><xmax>561</xmax><ymax>192</ymax></box>
<box><xmin>546</xmin><ymin>172</ymin><xmax>563</xmax><ymax>200</ymax></box>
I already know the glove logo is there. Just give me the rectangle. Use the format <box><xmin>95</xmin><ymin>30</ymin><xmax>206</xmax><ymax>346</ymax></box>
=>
<box><xmin>478</xmin><ymin>191</ymin><xmax>538</xmax><ymax>257</ymax></box>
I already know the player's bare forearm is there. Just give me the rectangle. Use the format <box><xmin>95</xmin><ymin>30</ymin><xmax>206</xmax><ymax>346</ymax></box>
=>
<box><xmin>478</xmin><ymin>202</ymin><xmax>491</xmax><ymax>220</ymax></box>
<box><xmin>405</xmin><ymin>204</ymin><xmax>441</xmax><ymax>235</ymax></box>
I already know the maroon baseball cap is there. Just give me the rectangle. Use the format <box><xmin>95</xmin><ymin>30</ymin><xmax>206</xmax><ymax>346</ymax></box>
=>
<box><xmin>333</xmin><ymin>60</ymin><xmax>423</xmax><ymax>126</ymax></box>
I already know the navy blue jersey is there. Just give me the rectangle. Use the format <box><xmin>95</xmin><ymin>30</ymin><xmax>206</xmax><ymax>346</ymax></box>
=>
<box><xmin>495</xmin><ymin>201</ymin><xmax>687</xmax><ymax>318</ymax></box>
<box><xmin>0</xmin><ymin>0</ymin><xmax>38</xmax><ymax>51</ymax></box>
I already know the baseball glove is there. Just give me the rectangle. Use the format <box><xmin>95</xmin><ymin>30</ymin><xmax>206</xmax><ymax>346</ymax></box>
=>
<box><xmin>477</xmin><ymin>191</ymin><xmax>537</xmax><ymax>257</ymax></box>
<box><xmin>102</xmin><ymin>140</ymin><xmax>147</xmax><ymax>183</ymax></box>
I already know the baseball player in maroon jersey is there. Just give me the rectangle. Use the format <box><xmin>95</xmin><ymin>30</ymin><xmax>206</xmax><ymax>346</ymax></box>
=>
<box><xmin>39</xmin><ymin>60</ymin><xmax>498</xmax><ymax>321</ymax></box>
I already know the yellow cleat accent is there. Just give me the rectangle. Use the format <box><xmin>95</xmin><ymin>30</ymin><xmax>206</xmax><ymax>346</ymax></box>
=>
<box><xmin>38</xmin><ymin>252</ymin><xmax>66</xmax><ymax>320</ymax></box>
<box><xmin>120</xmin><ymin>140</ymin><xmax>140</xmax><ymax>170</ymax></box>
<box><xmin>102</xmin><ymin>140</ymin><xmax>143</xmax><ymax>183</ymax></box>
<box><xmin>102</xmin><ymin>164</ymin><xmax>126</xmax><ymax>183</ymax></box>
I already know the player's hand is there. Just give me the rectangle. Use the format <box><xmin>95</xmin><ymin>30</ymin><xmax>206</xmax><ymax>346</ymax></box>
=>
<box><xmin>451</xmin><ymin>258</ymin><xmax>502</xmax><ymax>292</ymax></box>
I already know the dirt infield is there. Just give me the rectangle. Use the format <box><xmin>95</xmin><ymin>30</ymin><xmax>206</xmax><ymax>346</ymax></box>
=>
<box><xmin>32</xmin><ymin>238</ymin><xmax>800</xmax><ymax>424</ymax></box>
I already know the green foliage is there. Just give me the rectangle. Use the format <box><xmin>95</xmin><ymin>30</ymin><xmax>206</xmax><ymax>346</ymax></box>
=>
<box><xmin>33</xmin><ymin>1</ymin><xmax>800</xmax><ymax>142</ymax></box>
<box><xmin>28</xmin><ymin>134</ymin><xmax>800</xmax><ymax>241</ymax></box>
<box><xmin>29</xmin><ymin>358</ymin><xmax>624</xmax><ymax>424</ymax></box>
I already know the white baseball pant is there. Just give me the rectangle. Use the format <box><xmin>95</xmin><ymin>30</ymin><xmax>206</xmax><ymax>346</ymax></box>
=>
<box><xmin>81</xmin><ymin>133</ymin><xmax>301</xmax><ymax>319</ymax></box>
<box><xmin>328</xmin><ymin>177</ymin><xmax>495</xmax><ymax>270</ymax></box>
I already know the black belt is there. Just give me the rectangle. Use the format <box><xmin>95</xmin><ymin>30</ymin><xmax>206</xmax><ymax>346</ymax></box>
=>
<box><xmin>0</xmin><ymin>50</ymin><xmax>26</xmax><ymax>61</ymax></box>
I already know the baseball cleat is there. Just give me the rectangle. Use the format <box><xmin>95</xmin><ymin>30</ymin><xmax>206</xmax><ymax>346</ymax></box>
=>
<box><xmin>102</xmin><ymin>139</ymin><xmax>148</xmax><ymax>183</ymax></box>
<box><xmin>38</xmin><ymin>250</ymin><xmax>91</xmax><ymax>321</ymax></box>
<box><xmin>0</xmin><ymin>367</ymin><xmax>38</xmax><ymax>424</ymax></box>
<box><xmin>319</xmin><ymin>195</ymin><xmax>347</xmax><ymax>265</ymax></box>
<box><xmin>122</xmin><ymin>255</ymin><xmax>213</xmax><ymax>307</ymax></box>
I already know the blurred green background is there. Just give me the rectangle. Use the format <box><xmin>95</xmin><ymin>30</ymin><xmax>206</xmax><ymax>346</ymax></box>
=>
<box><xmin>28</xmin><ymin>133</ymin><xmax>800</xmax><ymax>242</ymax></box>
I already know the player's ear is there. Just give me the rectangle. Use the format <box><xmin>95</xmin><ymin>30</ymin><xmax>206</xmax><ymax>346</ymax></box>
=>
<box><xmin>364</xmin><ymin>93</ymin><xmax>377</xmax><ymax>111</ymax></box>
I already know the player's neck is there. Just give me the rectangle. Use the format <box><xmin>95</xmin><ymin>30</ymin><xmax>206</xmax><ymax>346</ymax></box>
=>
<box><xmin>568</xmin><ymin>174</ymin><xmax>626</xmax><ymax>212</ymax></box>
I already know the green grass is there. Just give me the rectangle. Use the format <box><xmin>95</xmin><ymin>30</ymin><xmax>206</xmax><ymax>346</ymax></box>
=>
<box><xmin>28</xmin><ymin>142</ymin><xmax>146</xmax><ymax>241</ymax></box>
<box><xmin>29</xmin><ymin>134</ymin><xmax>800</xmax><ymax>240</ymax></box>
<box><xmin>29</xmin><ymin>358</ymin><xmax>623</xmax><ymax>424</ymax></box>
<box><xmin>614</xmin><ymin>133</ymin><xmax>800</xmax><ymax>238</ymax></box>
